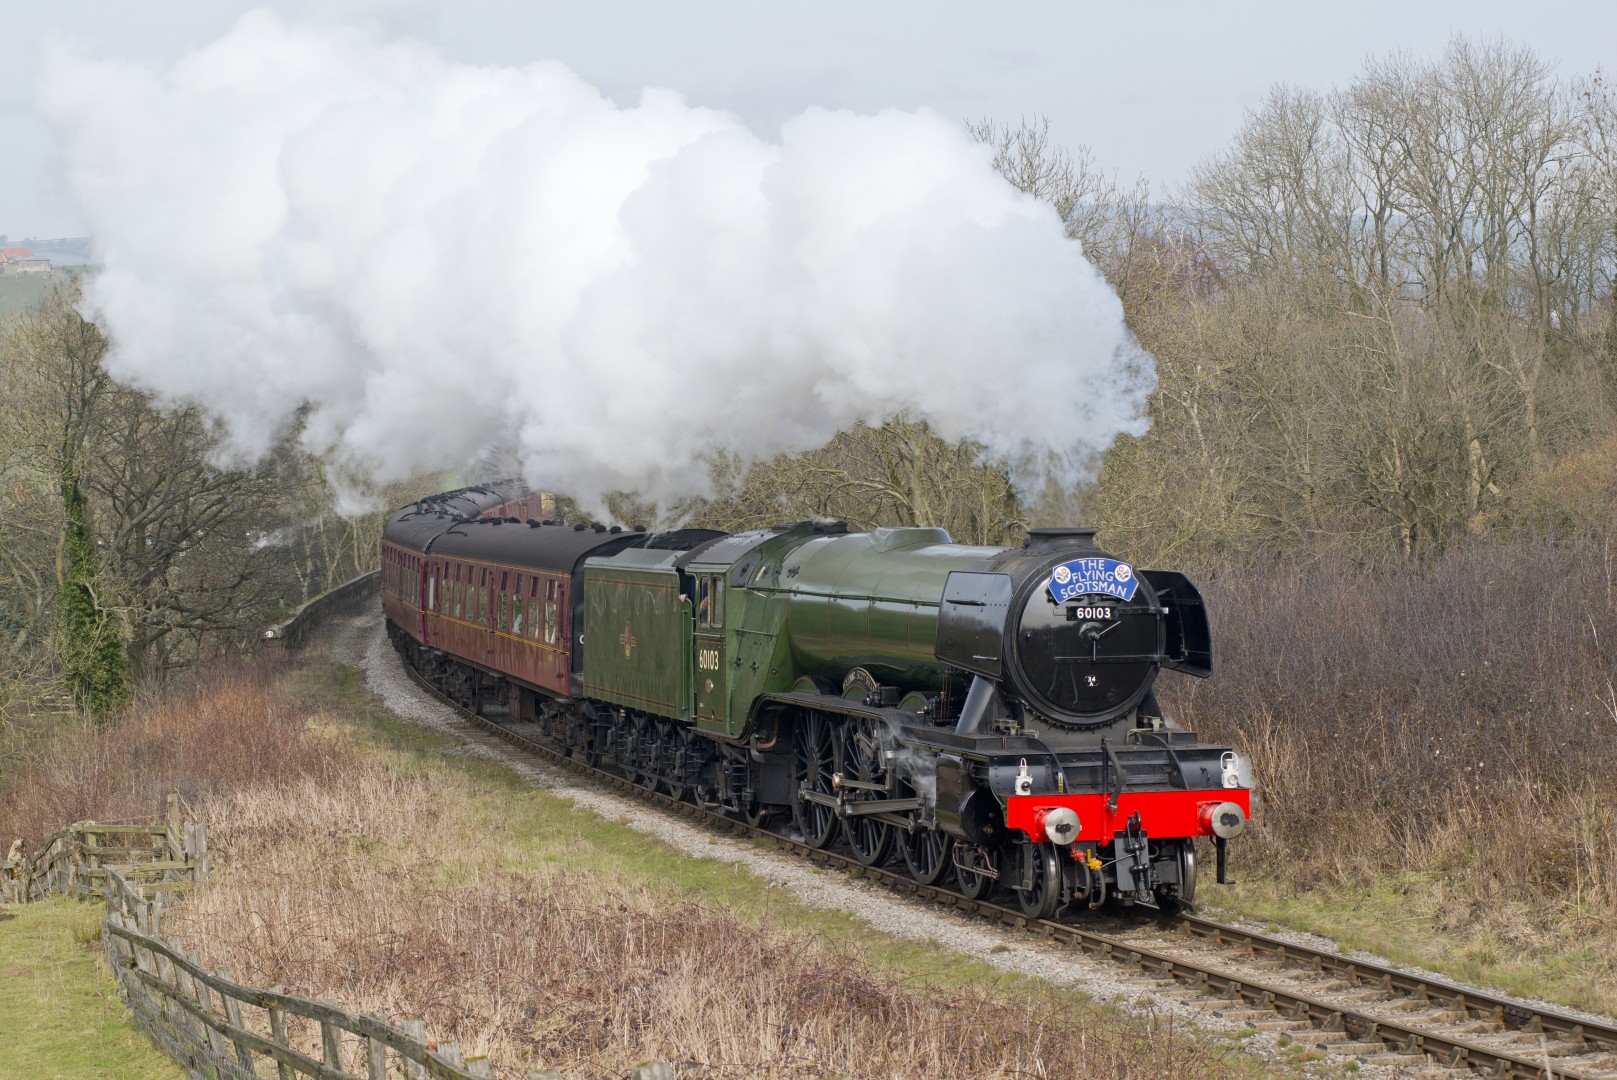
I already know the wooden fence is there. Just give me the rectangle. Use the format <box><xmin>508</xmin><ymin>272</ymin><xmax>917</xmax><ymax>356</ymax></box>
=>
<box><xmin>262</xmin><ymin>569</ymin><xmax>380</xmax><ymax>651</ymax></box>
<box><xmin>4</xmin><ymin>795</ymin><xmax>674</xmax><ymax>1080</ymax></box>
<box><xmin>1</xmin><ymin>794</ymin><xmax>202</xmax><ymax>908</ymax></box>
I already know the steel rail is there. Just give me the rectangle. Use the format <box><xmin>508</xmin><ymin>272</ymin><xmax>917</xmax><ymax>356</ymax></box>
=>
<box><xmin>1174</xmin><ymin>915</ymin><xmax>1617</xmax><ymax>1059</ymax></box>
<box><xmin>401</xmin><ymin>664</ymin><xmax>1616</xmax><ymax>1079</ymax></box>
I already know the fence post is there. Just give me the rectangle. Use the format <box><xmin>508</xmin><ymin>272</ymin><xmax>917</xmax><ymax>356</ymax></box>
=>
<box><xmin>189</xmin><ymin>953</ymin><xmax>231</xmax><ymax>1062</ymax></box>
<box><xmin>102</xmin><ymin>882</ymin><xmax>121</xmax><ymax>981</ymax></box>
<box><xmin>402</xmin><ymin>1019</ymin><xmax>427</xmax><ymax>1080</ymax></box>
<box><xmin>172</xmin><ymin>953</ymin><xmax>216</xmax><ymax>1060</ymax></box>
<box><xmin>321</xmin><ymin>1013</ymin><xmax>343</xmax><ymax>1071</ymax></box>
<box><xmin>184</xmin><ymin>821</ymin><xmax>209</xmax><ymax>884</ymax></box>
<box><xmin>216</xmin><ymin>970</ymin><xmax>256</xmax><ymax>1072</ymax></box>
<box><xmin>267</xmin><ymin>988</ymin><xmax>296</xmax><ymax>1080</ymax></box>
<box><xmin>366</xmin><ymin>1033</ymin><xmax>387</xmax><ymax>1080</ymax></box>
<box><xmin>166</xmin><ymin>794</ymin><xmax>181</xmax><ymax>854</ymax></box>
<box><xmin>82</xmin><ymin>825</ymin><xmax>98</xmax><ymax>899</ymax></box>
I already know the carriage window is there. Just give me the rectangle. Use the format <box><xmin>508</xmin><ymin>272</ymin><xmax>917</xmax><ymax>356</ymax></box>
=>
<box><xmin>530</xmin><ymin>577</ymin><xmax>540</xmax><ymax>599</ymax></box>
<box><xmin>455</xmin><ymin>582</ymin><xmax>464</xmax><ymax>618</ymax></box>
<box><xmin>498</xmin><ymin>591</ymin><xmax>507</xmax><ymax>631</ymax></box>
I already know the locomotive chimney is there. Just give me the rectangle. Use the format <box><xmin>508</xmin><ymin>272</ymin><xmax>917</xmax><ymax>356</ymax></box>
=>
<box><xmin>1022</xmin><ymin>527</ymin><xmax>1101</xmax><ymax>554</ymax></box>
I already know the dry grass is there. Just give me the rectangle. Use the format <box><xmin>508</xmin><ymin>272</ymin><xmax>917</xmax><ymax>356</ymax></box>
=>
<box><xmin>0</xmin><ymin>655</ymin><xmax>345</xmax><ymax>847</ymax></box>
<box><xmin>170</xmin><ymin>764</ymin><xmax>1231</xmax><ymax>1079</ymax></box>
<box><xmin>1166</xmin><ymin>534</ymin><xmax>1617</xmax><ymax>1006</ymax></box>
<box><xmin>2</xmin><ymin>659</ymin><xmax>1237</xmax><ymax>1080</ymax></box>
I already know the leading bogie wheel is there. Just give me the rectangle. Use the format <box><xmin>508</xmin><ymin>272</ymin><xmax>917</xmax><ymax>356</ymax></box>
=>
<box><xmin>1153</xmin><ymin>839</ymin><xmax>1197</xmax><ymax>915</ymax></box>
<box><xmin>1016</xmin><ymin>842</ymin><xmax>1063</xmax><ymax>920</ymax></box>
<box><xmin>955</xmin><ymin>845</ymin><xmax>999</xmax><ymax>901</ymax></box>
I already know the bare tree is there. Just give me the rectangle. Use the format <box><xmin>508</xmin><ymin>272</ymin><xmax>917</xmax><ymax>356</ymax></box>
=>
<box><xmin>1190</xmin><ymin>85</ymin><xmax>1356</xmax><ymax>283</ymax></box>
<box><xmin>695</xmin><ymin>418</ymin><xmax>1024</xmax><ymax>545</ymax></box>
<box><xmin>1578</xmin><ymin>69</ymin><xmax>1617</xmax><ymax>382</ymax></box>
<box><xmin>0</xmin><ymin>287</ymin><xmax>317</xmax><ymax>698</ymax></box>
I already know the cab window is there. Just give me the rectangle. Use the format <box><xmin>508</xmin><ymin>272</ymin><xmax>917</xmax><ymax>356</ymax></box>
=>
<box><xmin>697</xmin><ymin>575</ymin><xmax>723</xmax><ymax>629</ymax></box>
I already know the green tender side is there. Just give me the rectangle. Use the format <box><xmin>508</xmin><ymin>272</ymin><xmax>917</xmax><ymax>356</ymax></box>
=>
<box><xmin>582</xmin><ymin>552</ymin><xmax>692</xmax><ymax>719</ymax></box>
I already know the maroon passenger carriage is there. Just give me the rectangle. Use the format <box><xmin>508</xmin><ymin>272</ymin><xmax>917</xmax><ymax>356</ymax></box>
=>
<box><xmin>381</xmin><ymin>483</ymin><xmax>719</xmax><ymax>710</ymax></box>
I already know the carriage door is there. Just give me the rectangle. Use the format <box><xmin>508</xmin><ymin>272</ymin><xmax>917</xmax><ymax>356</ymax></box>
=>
<box><xmin>415</xmin><ymin>556</ymin><xmax>428</xmax><ymax>639</ymax></box>
<box><xmin>693</xmin><ymin>574</ymin><xmax>727</xmax><ymax>726</ymax></box>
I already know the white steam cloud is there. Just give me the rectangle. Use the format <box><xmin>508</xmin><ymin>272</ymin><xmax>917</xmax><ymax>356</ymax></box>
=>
<box><xmin>40</xmin><ymin>11</ymin><xmax>1153</xmax><ymax>512</ymax></box>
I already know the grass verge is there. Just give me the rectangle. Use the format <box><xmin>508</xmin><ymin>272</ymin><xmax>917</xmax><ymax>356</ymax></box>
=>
<box><xmin>0</xmin><ymin>898</ymin><xmax>182</xmax><ymax>1080</ymax></box>
<box><xmin>1213</xmin><ymin>872</ymin><xmax>1616</xmax><ymax>1017</ymax></box>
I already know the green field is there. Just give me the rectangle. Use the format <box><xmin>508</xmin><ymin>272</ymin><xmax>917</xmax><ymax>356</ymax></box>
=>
<box><xmin>0</xmin><ymin>899</ymin><xmax>182</xmax><ymax>1080</ymax></box>
<box><xmin>0</xmin><ymin>271</ymin><xmax>86</xmax><ymax>318</ymax></box>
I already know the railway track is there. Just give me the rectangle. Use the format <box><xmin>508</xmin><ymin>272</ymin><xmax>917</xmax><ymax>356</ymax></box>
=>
<box><xmin>402</xmin><ymin>665</ymin><xmax>1617</xmax><ymax>1079</ymax></box>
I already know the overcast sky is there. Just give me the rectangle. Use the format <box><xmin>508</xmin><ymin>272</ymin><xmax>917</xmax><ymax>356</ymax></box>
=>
<box><xmin>4</xmin><ymin>0</ymin><xmax>1614</xmax><ymax>239</ymax></box>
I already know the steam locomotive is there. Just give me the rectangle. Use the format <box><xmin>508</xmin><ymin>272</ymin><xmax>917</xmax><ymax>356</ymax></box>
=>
<box><xmin>381</xmin><ymin>483</ymin><xmax>1250</xmax><ymax>918</ymax></box>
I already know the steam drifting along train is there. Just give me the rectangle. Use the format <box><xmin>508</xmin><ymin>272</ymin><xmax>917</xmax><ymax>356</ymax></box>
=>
<box><xmin>382</xmin><ymin>483</ymin><xmax>1250</xmax><ymax>917</ymax></box>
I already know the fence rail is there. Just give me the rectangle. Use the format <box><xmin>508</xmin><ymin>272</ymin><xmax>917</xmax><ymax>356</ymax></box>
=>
<box><xmin>5</xmin><ymin>795</ymin><xmax>665</xmax><ymax>1079</ymax></box>
<box><xmin>1</xmin><ymin>794</ymin><xmax>200</xmax><ymax>906</ymax></box>
<box><xmin>263</xmin><ymin>570</ymin><xmax>380</xmax><ymax>651</ymax></box>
